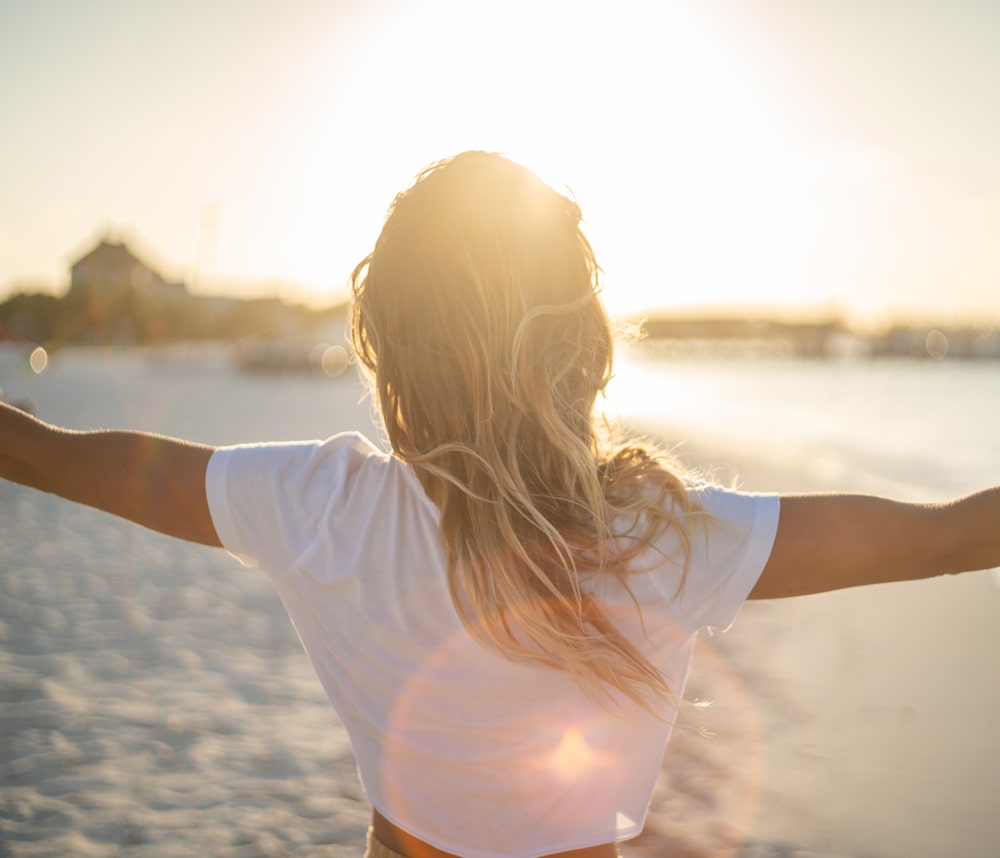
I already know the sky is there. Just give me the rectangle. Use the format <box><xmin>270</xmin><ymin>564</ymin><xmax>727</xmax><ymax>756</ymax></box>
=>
<box><xmin>1</xmin><ymin>0</ymin><xmax>999</xmax><ymax>325</ymax></box>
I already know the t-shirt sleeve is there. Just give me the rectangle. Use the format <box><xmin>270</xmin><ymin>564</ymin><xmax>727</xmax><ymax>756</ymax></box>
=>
<box><xmin>672</xmin><ymin>485</ymin><xmax>780</xmax><ymax>632</ymax></box>
<box><xmin>205</xmin><ymin>431</ymin><xmax>380</xmax><ymax>573</ymax></box>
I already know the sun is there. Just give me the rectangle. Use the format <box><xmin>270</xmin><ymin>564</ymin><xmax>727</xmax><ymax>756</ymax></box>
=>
<box><xmin>267</xmin><ymin>0</ymin><xmax>816</xmax><ymax>315</ymax></box>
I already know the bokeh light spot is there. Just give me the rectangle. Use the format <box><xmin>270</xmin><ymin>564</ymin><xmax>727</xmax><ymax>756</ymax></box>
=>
<box><xmin>321</xmin><ymin>345</ymin><xmax>348</xmax><ymax>377</ymax></box>
<box><xmin>925</xmin><ymin>330</ymin><xmax>948</xmax><ymax>359</ymax></box>
<box><xmin>29</xmin><ymin>347</ymin><xmax>48</xmax><ymax>374</ymax></box>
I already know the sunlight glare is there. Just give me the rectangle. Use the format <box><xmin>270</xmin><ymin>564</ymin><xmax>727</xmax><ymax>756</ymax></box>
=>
<box><xmin>549</xmin><ymin>726</ymin><xmax>603</xmax><ymax>783</ymax></box>
<box><xmin>266</xmin><ymin>0</ymin><xmax>824</xmax><ymax>316</ymax></box>
<box><xmin>295</xmin><ymin>1</ymin><xmax>777</xmax><ymax>308</ymax></box>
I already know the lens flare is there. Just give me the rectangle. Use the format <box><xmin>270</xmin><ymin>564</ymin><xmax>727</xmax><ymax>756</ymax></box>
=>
<box><xmin>29</xmin><ymin>347</ymin><xmax>48</xmax><ymax>374</ymax></box>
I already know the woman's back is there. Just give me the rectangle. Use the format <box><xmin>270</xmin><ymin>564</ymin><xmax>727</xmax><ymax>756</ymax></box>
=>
<box><xmin>206</xmin><ymin>430</ymin><xmax>778</xmax><ymax>856</ymax></box>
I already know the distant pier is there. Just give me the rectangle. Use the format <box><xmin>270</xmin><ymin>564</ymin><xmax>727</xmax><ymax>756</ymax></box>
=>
<box><xmin>636</xmin><ymin>316</ymin><xmax>1000</xmax><ymax>359</ymax></box>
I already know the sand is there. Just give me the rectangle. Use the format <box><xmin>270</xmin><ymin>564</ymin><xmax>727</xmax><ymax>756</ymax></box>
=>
<box><xmin>1</xmin><ymin>351</ymin><xmax>998</xmax><ymax>857</ymax></box>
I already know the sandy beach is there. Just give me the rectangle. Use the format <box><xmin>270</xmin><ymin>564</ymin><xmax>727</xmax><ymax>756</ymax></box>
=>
<box><xmin>2</xmin><ymin>348</ymin><xmax>998</xmax><ymax>857</ymax></box>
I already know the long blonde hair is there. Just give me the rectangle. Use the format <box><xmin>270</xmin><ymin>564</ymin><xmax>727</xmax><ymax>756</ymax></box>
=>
<box><xmin>351</xmin><ymin>152</ymin><xmax>697</xmax><ymax>711</ymax></box>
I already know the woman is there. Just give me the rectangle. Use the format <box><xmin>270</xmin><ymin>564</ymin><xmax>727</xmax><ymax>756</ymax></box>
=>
<box><xmin>1</xmin><ymin>151</ymin><xmax>998</xmax><ymax>858</ymax></box>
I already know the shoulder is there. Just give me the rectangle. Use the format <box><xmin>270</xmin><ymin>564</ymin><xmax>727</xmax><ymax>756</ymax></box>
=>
<box><xmin>686</xmin><ymin>481</ymin><xmax>780</xmax><ymax>529</ymax></box>
<box><xmin>211</xmin><ymin>430</ymin><xmax>432</xmax><ymax>517</ymax></box>
<box><xmin>208</xmin><ymin>430</ymin><xmax>397</xmax><ymax>514</ymax></box>
<box><xmin>647</xmin><ymin>481</ymin><xmax>780</xmax><ymax>628</ymax></box>
<box><xmin>206</xmin><ymin>431</ymin><xmax>419</xmax><ymax>570</ymax></box>
<box><xmin>210</xmin><ymin>430</ymin><xmax>388</xmax><ymax>484</ymax></box>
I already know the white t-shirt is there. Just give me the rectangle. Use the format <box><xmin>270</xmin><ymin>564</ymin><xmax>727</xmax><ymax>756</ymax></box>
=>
<box><xmin>206</xmin><ymin>432</ymin><xmax>779</xmax><ymax>858</ymax></box>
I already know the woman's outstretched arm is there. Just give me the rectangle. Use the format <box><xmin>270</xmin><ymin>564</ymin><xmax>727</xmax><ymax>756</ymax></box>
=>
<box><xmin>0</xmin><ymin>401</ymin><xmax>221</xmax><ymax>547</ymax></box>
<box><xmin>751</xmin><ymin>489</ymin><xmax>1000</xmax><ymax>599</ymax></box>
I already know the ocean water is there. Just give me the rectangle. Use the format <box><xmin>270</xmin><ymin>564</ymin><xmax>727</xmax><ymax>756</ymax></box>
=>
<box><xmin>0</xmin><ymin>343</ymin><xmax>377</xmax><ymax>445</ymax></box>
<box><xmin>3</xmin><ymin>340</ymin><xmax>998</xmax><ymax>501</ymax></box>
<box><xmin>608</xmin><ymin>342</ymin><xmax>1000</xmax><ymax>501</ymax></box>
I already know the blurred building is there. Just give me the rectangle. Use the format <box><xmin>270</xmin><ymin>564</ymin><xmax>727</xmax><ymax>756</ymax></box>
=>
<box><xmin>62</xmin><ymin>236</ymin><xmax>188</xmax><ymax>344</ymax></box>
<box><xmin>68</xmin><ymin>238</ymin><xmax>187</xmax><ymax>303</ymax></box>
<box><xmin>0</xmin><ymin>233</ymin><xmax>346</xmax><ymax>346</ymax></box>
